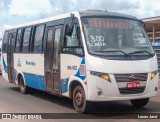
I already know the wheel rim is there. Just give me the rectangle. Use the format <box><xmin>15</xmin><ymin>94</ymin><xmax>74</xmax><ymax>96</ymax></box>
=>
<box><xmin>75</xmin><ymin>90</ymin><xmax>83</xmax><ymax>107</ymax></box>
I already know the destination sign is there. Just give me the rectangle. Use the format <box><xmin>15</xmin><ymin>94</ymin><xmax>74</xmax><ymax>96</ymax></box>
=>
<box><xmin>89</xmin><ymin>19</ymin><xmax>133</xmax><ymax>29</ymax></box>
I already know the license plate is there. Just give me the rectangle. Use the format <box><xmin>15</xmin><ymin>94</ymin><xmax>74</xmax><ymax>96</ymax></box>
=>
<box><xmin>127</xmin><ymin>82</ymin><xmax>140</xmax><ymax>88</ymax></box>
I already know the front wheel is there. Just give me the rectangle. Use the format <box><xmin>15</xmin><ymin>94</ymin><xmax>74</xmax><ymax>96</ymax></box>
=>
<box><xmin>73</xmin><ymin>85</ymin><xmax>91</xmax><ymax>113</ymax></box>
<box><xmin>19</xmin><ymin>76</ymin><xmax>29</xmax><ymax>94</ymax></box>
<box><xmin>130</xmin><ymin>98</ymin><xmax>149</xmax><ymax>107</ymax></box>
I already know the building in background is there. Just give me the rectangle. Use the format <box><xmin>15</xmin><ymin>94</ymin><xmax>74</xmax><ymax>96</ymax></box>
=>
<box><xmin>142</xmin><ymin>17</ymin><xmax>160</xmax><ymax>72</ymax></box>
<box><xmin>142</xmin><ymin>16</ymin><xmax>160</xmax><ymax>46</ymax></box>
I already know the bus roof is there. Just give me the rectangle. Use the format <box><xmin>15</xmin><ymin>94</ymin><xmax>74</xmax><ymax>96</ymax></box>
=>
<box><xmin>79</xmin><ymin>10</ymin><xmax>137</xmax><ymax>19</ymax></box>
<box><xmin>5</xmin><ymin>10</ymin><xmax>137</xmax><ymax>31</ymax></box>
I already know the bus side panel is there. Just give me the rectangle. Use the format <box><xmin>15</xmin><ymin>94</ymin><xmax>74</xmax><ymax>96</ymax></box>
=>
<box><xmin>14</xmin><ymin>53</ymin><xmax>46</xmax><ymax>91</ymax></box>
<box><xmin>60</xmin><ymin>54</ymin><xmax>87</xmax><ymax>97</ymax></box>
<box><xmin>1</xmin><ymin>53</ymin><xmax>9</xmax><ymax>82</ymax></box>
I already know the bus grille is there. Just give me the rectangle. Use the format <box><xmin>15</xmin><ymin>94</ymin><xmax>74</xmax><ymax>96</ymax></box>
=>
<box><xmin>114</xmin><ymin>73</ymin><xmax>148</xmax><ymax>82</ymax></box>
<box><xmin>119</xmin><ymin>86</ymin><xmax>146</xmax><ymax>94</ymax></box>
<box><xmin>114</xmin><ymin>73</ymin><xmax>148</xmax><ymax>95</ymax></box>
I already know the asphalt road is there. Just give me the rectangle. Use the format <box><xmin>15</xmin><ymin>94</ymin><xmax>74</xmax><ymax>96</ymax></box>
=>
<box><xmin>0</xmin><ymin>75</ymin><xmax>160</xmax><ymax>121</ymax></box>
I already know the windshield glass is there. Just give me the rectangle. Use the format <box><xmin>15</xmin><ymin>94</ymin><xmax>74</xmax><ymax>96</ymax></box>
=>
<box><xmin>82</xmin><ymin>17</ymin><xmax>154</xmax><ymax>59</ymax></box>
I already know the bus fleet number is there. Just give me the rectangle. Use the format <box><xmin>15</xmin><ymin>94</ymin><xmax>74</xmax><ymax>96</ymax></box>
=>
<box><xmin>67</xmin><ymin>66</ymin><xmax>77</xmax><ymax>70</ymax></box>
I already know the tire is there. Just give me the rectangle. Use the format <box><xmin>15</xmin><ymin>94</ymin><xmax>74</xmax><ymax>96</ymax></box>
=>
<box><xmin>73</xmin><ymin>85</ymin><xmax>91</xmax><ymax>113</ymax></box>
<box><xmin>130</xmin><ymin>98</ymin><xmax>149</xmax><ymax>107</ymax></box>
<box><xmin>19</xmin><ymin>76</ymin><xmax>29</xmax><ymax>94</ymax></box>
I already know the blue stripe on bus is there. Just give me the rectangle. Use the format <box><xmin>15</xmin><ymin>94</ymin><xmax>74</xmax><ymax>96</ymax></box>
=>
<box><xmin>23</xmin><ymin>72</ymin><xmax>46</xmax><ymax>91</ymax></box>
<box><xmin>2</xmin><ymin>55</ymin><xmax>8</xmax><ymax>73</ymax></box>
<box><xmin>61</xmin><ymin>57</ymin><xmax>86</xmax><ymax>93</ymax></box>
<box><xmin>3</xmin><ymin>56</ymin><xmax>85</xmax><ymax>93</ymax></box>
<box><xmin>61</xmin><ymin>78</ymin><xmax>69</xmax><ymax>93</ymax></box>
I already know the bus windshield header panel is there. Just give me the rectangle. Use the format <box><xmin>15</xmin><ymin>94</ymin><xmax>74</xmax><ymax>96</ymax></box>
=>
<box><xmin>82</xmin><ymin>17</ymin><xmax>154</xmax><ymax>60</ymax></box>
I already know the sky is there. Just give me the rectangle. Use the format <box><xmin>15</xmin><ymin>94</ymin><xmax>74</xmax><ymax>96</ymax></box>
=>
<box><xmin>0</xmin><ymin>0</ymin><xmax>160</xmax><ymax>38</ymax></box>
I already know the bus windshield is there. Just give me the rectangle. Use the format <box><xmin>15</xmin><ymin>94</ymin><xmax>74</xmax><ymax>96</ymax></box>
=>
<box><xmin>82</xmin><ymin>17</ymin><xmax>154</xmax><ymax>58</ymax></box>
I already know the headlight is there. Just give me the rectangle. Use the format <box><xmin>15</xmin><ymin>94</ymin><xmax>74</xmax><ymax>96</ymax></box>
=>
<box><xmin>90</xmin><ymin>71</ymin><xmax>111</xmax><ymax>82</ymax></box>
<box><xmin>151</xmin><ymin>71</ymin><xmax>159</xmax><ymax>80</ymax></box>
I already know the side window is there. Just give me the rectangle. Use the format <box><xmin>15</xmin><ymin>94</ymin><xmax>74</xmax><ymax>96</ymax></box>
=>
<box><xmin>33</xmin><ymin>25</ymin><xmax>45</xmax><ymax>52</ymax></box>
<box><xmin>2</xmin><ymin>31</ymin><xmax>8</xmax><ymax>52</ymax></box>
<box><xmin>64</xmin><ymin>24</ymin><xmax>81</xmax><ymax>47</ymax></box>
<box><xmin>22</xmin><ymin>27</ymin><xmax>32</xmax><ymax>52</ymax></box>
<box><xmin>11</xmin><ymin>32</ymin><xmax>17</xmax><ymax>51</ymax></box>
<box><xmin>15</xmin><ymin>29</ymin><xmax>22</xmax><ymax>52</ymax></box>
<box><xmin>64</xmin><ymin>24</ymin><xmax>80</xmax><ymax>46</ymax></box>
<box><xmin>63</xmin><ymin>19</ymin><xmax>83</xmax><ymax>56</ymax></box>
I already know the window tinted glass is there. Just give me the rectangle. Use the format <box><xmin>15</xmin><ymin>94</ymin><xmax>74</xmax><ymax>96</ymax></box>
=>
<box><xmin>11</xmin><ymin>32</ymin><xmax>16</xmax><ymax>51</ymax></box>
<box><xmin>15</xmin><ymin>29</ymin><xmax>22</xmax><ymax>52</ymax></box>
<box><xmin>22</xmin><ymin>27</ymin><xmax>31</xmax><ymax>52</ymax></box>
<box><xmin>2</xmin><ymin>31</ymin><xmax>8</xmax><ymax>52</ymax></box>
<box><xmin>8</xmin><ymin>32</ymin><xmax>16</xmax><ymax>52</ymax></box>
<box><xmin>34</xmin><ymin>25</ymin><xmax>45</xmax><ymax>52</ymax></box>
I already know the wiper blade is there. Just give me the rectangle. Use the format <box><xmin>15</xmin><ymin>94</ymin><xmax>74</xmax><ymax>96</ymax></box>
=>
<box><xmin>94</xmin><ymin>50</ymin><xmax>129</xmax><ymax>56</ymax></box>
<box><xmin>128</xmin><ymin>51</ymin><xmax>153</xmax><ymax>56</ymax></box>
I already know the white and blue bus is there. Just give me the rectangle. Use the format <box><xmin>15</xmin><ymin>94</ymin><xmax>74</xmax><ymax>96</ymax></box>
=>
<box><xmin>1</xmin><ymin>10</ymin><xmax>159</xmax><ymax>113</ymax></box>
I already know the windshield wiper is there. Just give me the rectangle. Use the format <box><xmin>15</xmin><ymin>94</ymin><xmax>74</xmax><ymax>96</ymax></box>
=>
<box><xmin>94</xmin><ymin>50</ymin><xmax>129</xmax><ymax>56</ymax></box>
<box><xmin>128</xmin><ymin>51</ymin><xmax>153</xmax><ymax>56</ymax></box>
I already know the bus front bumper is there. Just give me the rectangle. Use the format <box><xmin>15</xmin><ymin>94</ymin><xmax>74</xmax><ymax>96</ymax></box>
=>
<box><xmin>86</xmin><ymin>73</ymin><xmax>158</xmax><ymax>102</ymax></box>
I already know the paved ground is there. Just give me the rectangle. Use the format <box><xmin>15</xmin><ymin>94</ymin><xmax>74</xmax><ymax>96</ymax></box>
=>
<box><xmin>0</xmin><ymin>75</ymin><xmax>160</xmax><ymax>122</ymax></box>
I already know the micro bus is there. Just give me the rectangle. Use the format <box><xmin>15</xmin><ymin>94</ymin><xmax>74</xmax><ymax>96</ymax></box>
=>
<box><xmin>1</xmin><ymin>10</ymin><xmax>159</xmax><ymax>113</ymax></box>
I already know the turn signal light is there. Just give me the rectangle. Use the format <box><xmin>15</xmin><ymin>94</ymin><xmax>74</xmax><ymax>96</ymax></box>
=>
<box><xmin>151</xmin><ymin>73</ymin><xmax>155</xmax><ymax>79</ymax></box>
<box><xmin>151</xmin><ymin>71</ymin><xmax>158</xmax><ymax>80</ymax></box>
<box><xmin>102</xmin><ymin>75</ymin><xmax>110</xmax><ymax>81</ymax></box>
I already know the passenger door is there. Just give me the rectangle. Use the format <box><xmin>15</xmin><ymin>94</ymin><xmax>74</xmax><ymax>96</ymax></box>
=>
<box><xmin>45</xmin><ymin>26</ymin><xmax>62</xmax><ymax>94</ymax></box>
<box><xmin>7</xmin><ymin>32</ymin><xmax>16</xmax><ymax>84</ymax></box>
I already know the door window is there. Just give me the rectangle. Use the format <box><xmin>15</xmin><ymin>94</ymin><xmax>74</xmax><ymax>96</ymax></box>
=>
<box><xmin>46</xmin><ymin>29</ymin><xmax>54</xmax><ymax>69</ymax></box>
<box><xmin>53</xmin><ymin>28</ymin><xmax>61</xmax><ymax>69</ymax></box>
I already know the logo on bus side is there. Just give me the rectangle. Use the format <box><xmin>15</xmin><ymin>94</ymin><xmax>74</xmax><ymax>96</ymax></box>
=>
<box><xmin>26</xmin><ymin>60</ymin><xmax>36</xmax><ymax>66</ymax></box>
